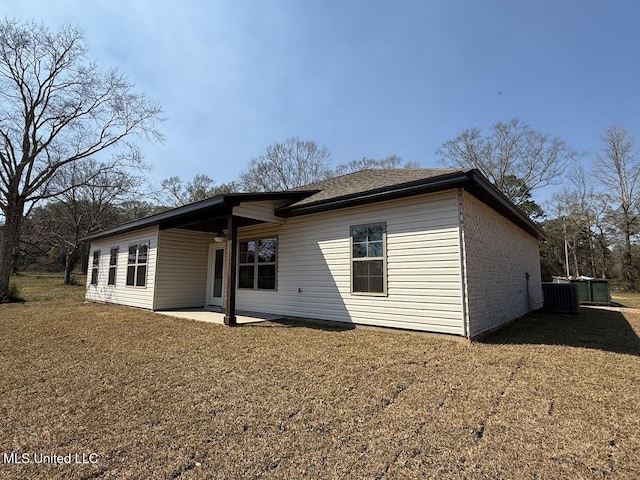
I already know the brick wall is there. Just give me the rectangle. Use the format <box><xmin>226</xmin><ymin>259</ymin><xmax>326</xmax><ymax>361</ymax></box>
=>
<box><xmin>460</xmin><ymin>191</ymin><xmax>543</xmax><ymax>338</ymax></box>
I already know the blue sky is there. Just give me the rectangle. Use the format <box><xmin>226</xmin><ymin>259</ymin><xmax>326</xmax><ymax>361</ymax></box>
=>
<box><xmin>4</xmin><ymin>0</ymin><xmax>640</xmax><ymax>202</ymax></box>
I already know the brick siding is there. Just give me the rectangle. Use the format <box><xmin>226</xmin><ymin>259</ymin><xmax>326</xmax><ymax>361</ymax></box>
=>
<box><xmin>460</xmin><ymin>191</ymin><xmax>543</xmax><ymax>337</ymax></box>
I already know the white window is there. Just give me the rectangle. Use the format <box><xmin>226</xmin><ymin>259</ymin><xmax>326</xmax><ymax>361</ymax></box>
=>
<box><xmin>90</xmin><ymin>250</ymin><xmax>100</xmax><ymax>285</ymax></box>
<box><xmin>238</xmin><ymin>238</ymin><xmax>277</xmax><ymax>290</ymax></box>
<box><xmin>351</xmin><ymin>223</ymin><xmax>386</xmax><ymax>295</ymax></box>
<box><xmin>126</xmin><ymin>244</ymin><xmax>148</xmax><ymax>287</ymax></box>
<box><xmin>108</xmin><ymin>247</ymin><xmax>118</xmax><ymax>286</ymax></box>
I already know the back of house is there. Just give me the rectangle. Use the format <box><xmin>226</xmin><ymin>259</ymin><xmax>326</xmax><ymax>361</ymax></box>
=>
<box><xmin>84</xmin><ymin>168</ymin><xmax>543</xmax><ymax>338</ymax></box>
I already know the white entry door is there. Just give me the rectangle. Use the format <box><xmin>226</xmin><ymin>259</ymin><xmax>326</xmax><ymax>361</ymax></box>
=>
<box><xmin>208</xmin><ymin>245</ymin><xmax>225</xmax><ymax>307</ymax></box>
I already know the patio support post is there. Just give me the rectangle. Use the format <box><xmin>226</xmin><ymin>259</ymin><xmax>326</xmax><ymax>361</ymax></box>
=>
<box><xmin>224</xmin><ymin>215</ymin><xmax>238</xmax><ymax>326</ymax></box>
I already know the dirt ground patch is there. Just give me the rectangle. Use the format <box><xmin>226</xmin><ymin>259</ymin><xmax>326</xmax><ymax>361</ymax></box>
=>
<box><xmin>1</xmin><ymin>276</ymin><xmax>639</xmax><ymax>479</ymax></box>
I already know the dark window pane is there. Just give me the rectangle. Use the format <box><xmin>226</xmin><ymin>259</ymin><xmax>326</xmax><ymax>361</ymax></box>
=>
<box><xmin>258</xmin><ymin>264</ymin><xmax>276</xmax><ymax>289</ymax></box>
<box><xmin>90</xmin><ymin>268</ymin><xmax>98</xmax><ymax>285</ymax></box>
<box><xmin>136</xmin><ymin>265</ymin><xmax>147</xmax><ymax>287</ymax></box>
<box><xmin>258</xmin><ymin>238</ymin><xmax>277</xmax><ymax>263</ymax></box>
<box><xmin>93</xmin><ymin>251</ymin><xmax>100</xmax><ymax>267</ymax></box>
<box><xmin>126</xmin><ymin>266</ymin><xmax>135</xmax><ymax>286</ymax></box>
<box><xmin>213</xmin><ymin>249</ymin><xmax>224</xmax><ymax>297</ymax></box>
<box><xmin>352</xmin><ymin>227</ymin><xmax>367</xmax><ymax>243</ymax></box>
<box><xmin>138</xmin><ymin>244</ymin><xmax>148</xmax><ymax>264</ymax></box>
<box><xmin>352</xmin><ymin>224</ymin><xmax>384</xmax><ymax>259</ymax></box>
<box><xmin>247</xmin><ymin>241</ymin><xmax>255</xmax><ymax>263</ymax></box>
<box><xmin>353</xmin><ymin>261</ymin><xmax>369</xmax><ymax>276</ymax></box>
<box><xmin>352</xmin><ymin>242</ymin><xmax>367</xmax><ymax>258</ymax></box>
<box><xmin>238</xmin><ymin>265</ymin><xmax>254</xmax><ymax>288</ymax></box>
<box><xmin>353</xmin><ymin>260</ymin><xmax>384</xmax><ymax>293</ymax></box>
<box><xmin>213</xmin><ymin>278</ymin><xmax>223</xmax><ymax>297</ymax></box>
<box><xmin>353</xmin><ymin>274</ymin><xmax>368</xmax><ymax>292</ymax></box>
<box><xmin>110</xmin><ymin>248</ymin><xmax>118</xmax><ymax>266</ymax></box>
<box><xmin>369</xmin><ymin>259</ymin><xmax>383</xmax><ymax>275</ymax></box>
<box><xmin>239</xmin><ymin>241</ymin><xmax>255</xmax><ymax>264</ymax></box>
<box><xmin>367</xmin><ymin>225</ymin><xmax>383</xmax><ymax>242</ymax></box>
<box><xmin>367</xmin><ymin>241</ymin><xmax>383</xmax><ymax>258</ymax></box>
<box><xmin>369</xmin><ymin>276</ymin><xmax>384</xmax><ymax>293</ymax></box>
<box><xmin>108</xmin><ymin>267</ymin><xmax>116</xmax><ymax>286</ymax></box>
<box><xmin>128</xmin><ymin>245</ymin><xmax>137</xmax><ymax>264</ymax></box>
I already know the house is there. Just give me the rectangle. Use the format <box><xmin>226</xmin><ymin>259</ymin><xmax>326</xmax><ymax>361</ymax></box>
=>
<box><xmin>83</xmin><ymin>168</ymin><xmax>544</xmax><ymax>338</ymax></box>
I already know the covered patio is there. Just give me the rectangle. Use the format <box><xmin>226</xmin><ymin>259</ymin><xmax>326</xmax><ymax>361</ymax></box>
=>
<box><xmin>153</xmin><ymin>192</ymin><xmax>310</xmax><ymax>326</ymax></box>
<box><xmin>84</xmin><ymin>190</ymin><xmax>313</xmax><ymax>324</ymax></box>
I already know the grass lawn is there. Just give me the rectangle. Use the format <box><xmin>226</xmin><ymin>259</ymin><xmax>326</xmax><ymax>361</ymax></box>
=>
<box><xmin>1</xmin><ymin>275</ymin><xmax>639</xmax><ymax>479</ymax></box>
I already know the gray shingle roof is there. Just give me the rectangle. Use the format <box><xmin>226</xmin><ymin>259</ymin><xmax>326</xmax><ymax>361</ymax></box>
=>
<box><xmin>289</xmin><ymin>168</ymin><xmax>471</xmax><ymax>207</ymax></box>
<box><xmin>84</xmin><ymin>167</ymin><xmax>544</xmax><ymax>242</ymax></box>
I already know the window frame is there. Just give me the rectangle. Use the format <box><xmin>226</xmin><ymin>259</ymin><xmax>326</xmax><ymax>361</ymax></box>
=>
<box><xmin>350</xmin><ymin>222</ymin><xmax>387</xmax><ymax>296</ymax></box>
<box><xmin>90</xmin><ymin>250</ymin><xmax>100</xmax><ymax>286</ymax></box>
<box><xmin>107</xmin><ymin>247</ymin><xmax>118</xmax><ymax>286</ymax></box>
<box><xmin>237</xmin><ymin>236</ymin><xmax>278</xmax><ymax>291</ymax></box>
<box><xmin>125</xmin><ymin>243</ymin><xmax>149</xmax><ymax>288</ymax></box>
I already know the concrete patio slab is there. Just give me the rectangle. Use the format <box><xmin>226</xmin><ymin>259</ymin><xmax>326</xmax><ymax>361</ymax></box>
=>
<box><xmin>155</xmin><ymin>308</ymin><xmax>282</xmax><ymax>325</ymax></box>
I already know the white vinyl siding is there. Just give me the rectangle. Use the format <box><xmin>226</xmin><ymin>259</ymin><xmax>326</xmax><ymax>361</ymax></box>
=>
<box><xmin>85</xmin><ymin>227</ymin><xmax>158</xmax><ymax>309</ymax></box>
<box><xmin>153</xmin><ymin>229</ymin><xmax>212</xmax><ymax>310</ymax></box>
<box><xmin>233</xmin><ymin>200</ymin><xmax>287</xmax><ymax>224</ymax></box>
<box><xmin>235</xmin><ymin>191</ymin><xmax>465</xmax><ymax>335</ymax></box>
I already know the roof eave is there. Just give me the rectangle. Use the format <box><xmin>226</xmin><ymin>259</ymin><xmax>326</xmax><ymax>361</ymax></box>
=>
<box><xmin>464</xmin><ymin>171</ymin><xmax>546</xmax><ymax>240</ymax></box>
<box><xmin>82</xmin><ymin>191</ymin><xmax>317</xmax><ymax>242</ymax></box>
<box><xmin>81</xmin><ymin>195</ymin><xmax>230</xmax><ymax>242</ymax></box>
<box><xmin>275</xmin><ymin>170</ymin><xmax>545</xmax><ymax>240</ymax></box>
<box><xmin>275</xmin><ymin>171</ymin><xmax>472</xmax><ymax>217</ymax></box>
<box><xmin>82</xmin><ymin>171</ymin><xmax>544</xmax><ymax>243</ymax></box>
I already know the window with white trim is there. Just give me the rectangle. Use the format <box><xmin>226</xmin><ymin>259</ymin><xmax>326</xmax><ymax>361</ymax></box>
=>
<box><xmin>126</xmin><ymin>244</ymin><xmax>148</xmax><ymax>287</ymax></box>
<box><xmin>90</xmin><ymin>250</ymin><xmax>100</xmax><ymax>285</ymax></box>
<box><xmin>108</xmin><ymin>247</ymin><xmax>118</xmax><ymax>286</ymax></box>
<box><xmin>238</xmin><ymin>237</ymin><xmax>277</xmax><ymax>290</ymax></box>
<box><xmin>351</xmin><ymin>223</ymin><xmax>386</xmax><ymax>294</ymax></box>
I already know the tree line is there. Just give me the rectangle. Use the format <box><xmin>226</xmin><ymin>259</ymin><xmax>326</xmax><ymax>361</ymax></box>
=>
<box><xmin>13</xmin><ymin>122</ymin><xmax>640</xmax><ymax>292</ymax></box>
<box><xmin>541</xmin><ymin>127</ymin><xmax>640</xmax><ymax>289</ymax></box>
<box><xmin>439</xmin><ymin>121</ymin><xmax>640</xmax><ymax>290</ymax></box>
<box><xmin>11</xmin><ymin>137</ymin><xmax>416</xmax><ymax>283</ymax></box>
<box><xmin>1</xmin><ymin>19</ymin><xmax>639</xmax><ymax>301</ymax></box>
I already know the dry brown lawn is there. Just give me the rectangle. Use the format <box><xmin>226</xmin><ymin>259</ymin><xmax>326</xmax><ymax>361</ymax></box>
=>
<box><xmin>0</xmin><ymin>275</ymin><xmax>639</xmax><ymax>479</ymax></box>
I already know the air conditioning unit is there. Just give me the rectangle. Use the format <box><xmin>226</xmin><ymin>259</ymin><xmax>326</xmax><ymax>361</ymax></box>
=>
<box><xmin>542</xmin><ymin>283</ymin><xmax>579</xmax><ymax>314</ymax></box>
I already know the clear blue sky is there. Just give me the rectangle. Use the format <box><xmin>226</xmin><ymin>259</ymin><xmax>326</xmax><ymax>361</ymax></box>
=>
<box><xmin>4</xmin><ymin>0</ymin><xmax>640</xmax><ymax>202</ymax></box>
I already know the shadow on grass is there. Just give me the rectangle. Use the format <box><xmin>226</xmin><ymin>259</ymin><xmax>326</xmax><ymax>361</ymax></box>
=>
<box><xmin>479</xmin><ymin>307</ymin><xmax>640</xmax><ymax>357</ymax></box>
<box><xmin>245</xmin><ymin>316</ymin><xmax>356</xmax><ymax>332</ymax></box>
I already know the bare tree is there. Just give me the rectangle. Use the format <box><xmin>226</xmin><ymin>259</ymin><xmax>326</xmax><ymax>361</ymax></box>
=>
<box><xmin>116</xmin><ymin>199</ymin><xmax>163</xmax><ymax>222</ymax></box>
<box><xmin>596</xmin><ymin>126</ymin><xmax>640</xmax><ymax>289</ymax></box>
<box><xmin>35</xmin><ymin>160</ymin><xmax>142</xmax><ymax>284</ymax></box>
<box><xmin>332</xmin><ymin>155</ymin><xmax>419</xmax><ymax>176</ymax></box>
<box><xmin>238</xmin><ymin>137</ymin><xmax>331</xmax><ymax>191</ymax></box>
<box><xmin>543</xmin><ymin>164</ymin><xmax>614</xmax><ymax>281</ymax></box>
<box><xmin>0</xmin><ymin>19</ymin><xmax>162</xmax><ymax>300</ymax></box>
<box><xmin>566</xmin><ymin>166</ymin><xmax>603</xmax><ymax>278</ymax></box>
<box><xmin>160</xmin><ymin>174</ymin><xmax>237</xmax><ymax>206</ymax></box>
<box><xmin>589</xmin><ymin>193</ymin><xmax>612</xmax><ymax>280</ymax></box>
<box><xmin>436</xmin><ymin>119</ymin><xmax>579</xmax><ymax>206</ymax></box>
